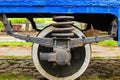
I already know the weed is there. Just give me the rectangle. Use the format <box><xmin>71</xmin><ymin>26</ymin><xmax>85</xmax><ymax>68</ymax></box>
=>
<box><xmin>34</xmin><ymin>18</ymin><xmax>52</xmax><ymax>23</ymax></box>
<box><xmin>0</xmin><ymin>73</ymin><xmax>15</xmax><ymax>80</ymax></box>
<box><xmin>80</xmin><ymin>76</ymin><xmax>101</xmax><ymax>80</ymax></box>
<box><xmin>7</xmin><ymin>61</ymin><xmax>18</xmax><ymax>65</ymax></box>
<box><xmin>92</xmin><ymin>56</ymin><xmax>104</xmax><ymax>59</ymax></box>
<box><xmin>8</xmin><ymin>18</ymin><xmax>27</xmax><ymax>24</ymax></box>
<box><xmin>97</xmin><ymin>40</ymin><xmax>118</xmax><ymax>47</ymax></box>
<box><xmin>0</xmin><ymin>55</ymin><xmax>31</xmax><ymax>59</ymax></box>
<box><xmin>0</xmin><ymin>41</ymin><xmax>32</xmax><ymax>48</ymax></box>
<box><xmin>115</xmin><ymin>56</ymin><xmax>120</xmax><ymax>58</ymax></box>
<box><xmin>0</xmin><ymin>73</ymin><xmax>35</xmax><ymax>80</ymax></box>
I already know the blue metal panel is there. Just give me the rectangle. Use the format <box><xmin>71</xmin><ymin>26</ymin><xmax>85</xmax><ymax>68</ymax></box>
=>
<box><xmin>0</xmin><ymin>0</ymin><xmax>119</xmax><ymax>14</ymax></box>
<box><xmin>0</xmin><ymin>0</ymin><xmax>119</xmax><ymax>15</ymax></box>
<box><xmin>0</xmin><ymin>0</ymin><xmax>120</xmax><ymax>45</ymax></box>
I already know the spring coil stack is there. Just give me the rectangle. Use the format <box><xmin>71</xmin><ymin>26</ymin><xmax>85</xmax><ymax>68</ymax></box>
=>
<box><xmin>52</xmin><ymin>16</ymin><xmax>75</xmax><ymax>38</ymax></box>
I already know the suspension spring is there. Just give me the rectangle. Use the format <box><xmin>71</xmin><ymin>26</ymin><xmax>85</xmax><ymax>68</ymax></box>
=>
<box><xmin>52</xmin><ymin>16</ymin><xmax>75</xmax><ymax>38</ymax></box>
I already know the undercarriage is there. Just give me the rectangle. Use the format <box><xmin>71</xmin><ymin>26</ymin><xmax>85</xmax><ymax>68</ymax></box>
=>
<box><xmin>0</xmin><ymin>14</ymin><xmax>118</xmax><ymax>80</ymax></box>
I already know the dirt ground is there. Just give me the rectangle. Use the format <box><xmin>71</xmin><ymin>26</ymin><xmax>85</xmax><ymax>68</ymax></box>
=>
<box><xmin>0</xmin><ymin>44</ymin><xmax>120</xmax><ymax>58</ymax></box>
<box><xmin>91</xmin><ymin>44</ymin><xmax>120</xmax><ymax>58</ymax></box>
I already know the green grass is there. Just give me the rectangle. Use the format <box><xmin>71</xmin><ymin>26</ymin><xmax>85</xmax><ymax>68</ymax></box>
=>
<box><xmin>7</xmin><ymin>61</ymin><xmax>18</xmax><ymax>65</ymax></box>
<box><xmin>0</xmin><ymin>55</ymin><xmax>30</xmax><ymax>59</ymax></box>
<box><xmin>8</xmin><ymin>18</ymin><xmax>27</xmax><ymax>24</ymax></box>
<box><xmin>92</xmin><ymin>56</ymin><xmax>120</xmax><ymax>59</ymax></box>
<box><xmin>80</xmin><ymin>76</ymin><xmax>101</xmax><ymax>80</ymax></box>
<box><xmin>115</xmin><ymin>56</ymin><xmax>120</xmax><ymax>58</ymax></box>
<box><xmin>0</xmin><ymin>21</ymin><xmax>4</xmax><ymax>31</ymax></box>
<box><xmin>0</xmin><ymin>73</ymin><xmax>119</xmax><ymax>80</ymax></box>
<box><xmin>0</xmin><ymin>41</ymin><xmax>32</xmax><ymax>48</ymax></box>
<box><xmin>0</xmin><ymin>73</ymin><xmax>35</xmax><ymax>80</ymax></box>
<box><xmin>92</xmin><ymin>56</ymin><xmax>104</xmax><ymax>59</ymax></box>
<box><xmin>8</xmin><ymin>18</ymin><xmax>52</xmax><ymax>24</ymax></box>
<box><xmin>97</xmin><ymin>40</ymin><xmax>118</xmax><ymax>47</ymax></box>
<box><xmin>34</xmin><ymin>18</ymin><xmax>52</xmax><ymax>23</ymax></box>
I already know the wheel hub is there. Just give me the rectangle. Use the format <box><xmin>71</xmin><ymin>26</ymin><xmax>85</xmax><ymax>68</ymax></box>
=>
<box><xmin>39</xmin><ymin>46</ymin><xmax>71</xmax><ymax>65</ymax></box>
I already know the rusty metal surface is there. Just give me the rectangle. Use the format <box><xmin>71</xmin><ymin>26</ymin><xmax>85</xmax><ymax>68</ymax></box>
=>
<box><xmin>40</xmin><ymin>47</ymin><xmax>71</xmax><ymax>65</ymax></box>
<box><xmin>52</xmin><ymin>16</ymin><xmax>75</xmax><ymax>37</ymax></box>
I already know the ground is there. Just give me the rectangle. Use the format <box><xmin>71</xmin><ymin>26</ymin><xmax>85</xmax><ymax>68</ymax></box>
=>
<box><xmin>92</xmin><ymin>44</ymin><xmax>120</xmax><ymax>58</ymax></box>
<box><xmin>0</xmin><ymin>44</ymin><xmax>120</xmax><ymax>58</ymax></box>
<box><xmin>0</xmin><ymin>34</ymin><xmax>120</xmax><ymax>80</ymax></box>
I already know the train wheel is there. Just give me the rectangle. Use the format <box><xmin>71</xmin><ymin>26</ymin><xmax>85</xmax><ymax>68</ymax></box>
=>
<box><xmin>32</xmin><ymin>26</ymin><xmax>91</xmax><ymax>80</ymax></box>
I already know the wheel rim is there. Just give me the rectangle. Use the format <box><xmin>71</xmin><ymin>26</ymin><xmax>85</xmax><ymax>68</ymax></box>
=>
<box><xmin>32</xmin><ymin>26</ymin><xmax>91</xmax><ymax>80</ymax></box>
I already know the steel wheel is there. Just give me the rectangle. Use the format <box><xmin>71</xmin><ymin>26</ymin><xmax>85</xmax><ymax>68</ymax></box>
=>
<box><xmin>32</xmin><ymin>26</ymin><xmax>91</xmax><ymax>80</ymax></box>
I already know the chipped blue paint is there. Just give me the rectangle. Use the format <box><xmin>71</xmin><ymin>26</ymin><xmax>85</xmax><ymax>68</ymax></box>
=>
<box><xmin>0</xmin><ymin>0</ymin><xmax>120</xmax><ymax>45</ymax></box>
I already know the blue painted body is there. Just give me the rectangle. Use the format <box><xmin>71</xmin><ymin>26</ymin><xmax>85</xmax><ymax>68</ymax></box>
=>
<box><xmin>0</xmin><ymin>0</ymin><xmax>120</xmax><ymax>45</ymax></box>
<box><xmin>0</xmin><ymin>0</ymin><xmax>119</xmax><ymax>14</ymax></box>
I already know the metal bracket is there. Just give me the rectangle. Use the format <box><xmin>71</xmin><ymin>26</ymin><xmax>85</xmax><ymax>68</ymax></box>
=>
<box><xmin>1</xmin><ymin>14</ymin><xmax>53</xmax><ymax>47</ymax></box>
<box><xmin>110</xmin><ymin>19</ymin><xmax>118</xmax><ymax>37</ymax></box>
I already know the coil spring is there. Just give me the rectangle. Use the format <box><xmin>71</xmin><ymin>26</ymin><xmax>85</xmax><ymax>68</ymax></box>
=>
<box><xmin>52</xmin><ymin>16</ymin><xmax>75</xmax><ymax>38</ymax></box>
